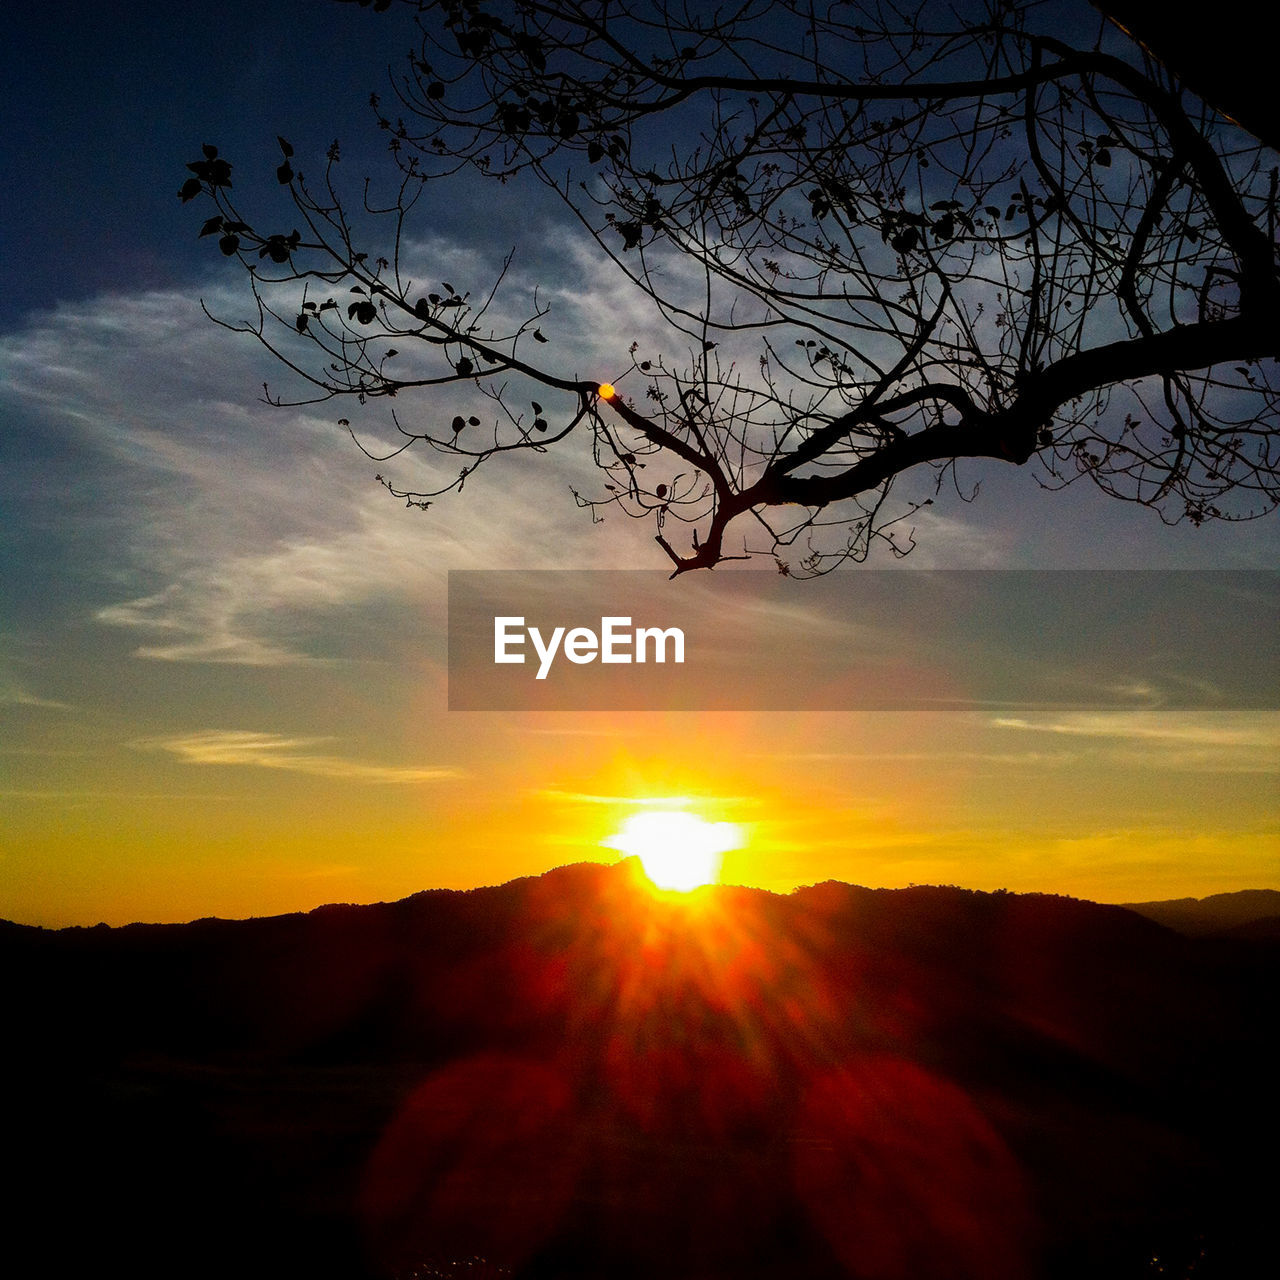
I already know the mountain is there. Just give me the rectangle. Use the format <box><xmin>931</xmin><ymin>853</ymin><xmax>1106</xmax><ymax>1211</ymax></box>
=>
<box><xmin>3</xmin><ymin>862</ymin><xmax>1275</xmax><ymax>1280</ymax></box>
<box><xmin>1120</xmin><ymin>888</ymin><xmax>1280</xmax><ymax>938</ymax></box>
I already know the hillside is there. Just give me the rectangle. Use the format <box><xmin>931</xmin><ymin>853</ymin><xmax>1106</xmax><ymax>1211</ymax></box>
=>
<box><xmin>3</xmin><ymin>863</ymin><xmax>1275</xmax><ymax>1279</ymax></box>
<box><xmin>1120</xmin><ymin>888</ymin><xmax>1280</xmax><ymax>938</ymax></box>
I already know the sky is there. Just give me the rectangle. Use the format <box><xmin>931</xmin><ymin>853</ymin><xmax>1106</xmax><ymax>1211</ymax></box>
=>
<box><xmin>2</xmin><ymin>0</ymin><xmax>1277</xmax><ymax>926</ymax></box>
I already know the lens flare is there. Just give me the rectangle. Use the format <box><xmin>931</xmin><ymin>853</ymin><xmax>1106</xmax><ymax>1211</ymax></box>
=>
<box><xmin>598</xmin><ymin>382</ymin><xmax>617</xmax><ymax>399</ymax></box>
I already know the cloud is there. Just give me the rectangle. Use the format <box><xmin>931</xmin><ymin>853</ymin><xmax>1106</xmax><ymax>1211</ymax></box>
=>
<box><xmin>0</xmin><ymin>683</ymin><xmax>71</xmax><ymax>711</ymax></box>
<box><xmin>990</xmin><ymin>711</ymin><xmax>1280</xmax><ymax>772</ymax></box>
<box><xmin>137</xmin><ymin>729</ymin><xmax>462</xmax><ymax>784</ymax></box>
<box><xmin>2</xmin><ymin>284</ymin><xmax>658</xmax><ymax>666</ymax></box>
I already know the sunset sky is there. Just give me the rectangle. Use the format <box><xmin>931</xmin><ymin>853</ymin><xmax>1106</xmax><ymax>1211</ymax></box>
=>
<box><xmin>3</xmin><ymin>0</ymin><xmax>1277</xmax><ymax>927</ymax></box>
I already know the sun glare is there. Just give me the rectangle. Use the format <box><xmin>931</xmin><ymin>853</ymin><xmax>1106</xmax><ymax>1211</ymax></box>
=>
<box><xmin>606</xmin><ymin>810</ymin><xmax>741</xmax><ymax>892</ymax></box>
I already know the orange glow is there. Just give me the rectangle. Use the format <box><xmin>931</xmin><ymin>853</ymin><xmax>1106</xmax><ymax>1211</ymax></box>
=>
<box><xmin>597</xmin><ymin>382</ymin><xmax>617</xmax><ymax>399</ymax></box>
<box><xmin>605</xmin><ymin>810</ymin><xmax>741</xmax><ymax>891</ymax></box>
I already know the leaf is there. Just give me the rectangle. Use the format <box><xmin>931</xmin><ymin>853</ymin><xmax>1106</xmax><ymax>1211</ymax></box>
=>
<box><xmin>414</xmin><ymin>298</ymin><xmax>431</xmax><ymax>319</ymax></box>
<box><xmin>261</xmin><ymin>236</ymin><xmax>290</xmax><ymax>263</ymax></box>
<box><xmin>655</xmin><ymin>484</ymin><xmax>668</xmax><ymax>499</ymax></box>
<box><xmin>451</xmin><ymin>416</ymin><xmax>466</xmax><ymax>432</ymax></box>
<box><xmin>533</xmin><ymin>418</ymin><xmax>548</xmax><ymax>431</ymax></box>
<box><xmin>427</xmin><ymin>82</ymin><xmax>445</xmax><ymax>100</ymax></box>
<box><xmin>533</xmin><ymin>328</ymin><xmax>547</xmax><ymax>342</ymax></box>
<box><xmin>348</xmin><ymin>300</ymin><xmax>377</xmax><ymax>324</ymax></box>
<box><xmin>198</xmin><ymin>216</ymin><xmax>224</xmax><ymax>237</ymax></box>
<box><xmin>455</xmin><ymin>357</ymin><xmax>474</xmax><ymax>377</ymax></box>
<box><xmin>587</xmin><ymin>140</ymin><xmax>604</xmax><ymax>164</ymax></box>
<box><xmin>179</xmin><ymin>178</ymin><xmax>203</xmax><ymax>203</ymax></box>
<box><xmin>531</xmin><ymin>401</ymin><xmax>543</xmax><ymax>414</ymax></box>
<box><xmin>202</xmin><ymin>143</ymin><xmax>218</xmax><ymax>160</ymax></box>
<box><xmin>218</xmin><ymin>233</ymin><xmax>240</xmax><ymax>256</ymax></box>
<box><xmin>277</xmin><ymin>161</ymin><xmax>294</xmax><ymax>184</ymax></box>
<box><xmin>277</xmin><ymin>136</ymin><xmax>293</xmax><ymax>157</ymax></box>
<box><xmin>295</xmin><ymin>313</ymin><xmax>309</xmax><ymax>334</ymax></box>
<box><xmin>468</xmin><ymin>415</ymin><xmax>480</xmax><ymax>426</ymax></box>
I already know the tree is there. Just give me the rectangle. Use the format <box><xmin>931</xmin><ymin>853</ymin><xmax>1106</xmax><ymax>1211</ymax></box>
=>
<box><xmin>181</xmin><ymin>0</ymin><xmax>1280</xmax><ymax>576</ymax></box>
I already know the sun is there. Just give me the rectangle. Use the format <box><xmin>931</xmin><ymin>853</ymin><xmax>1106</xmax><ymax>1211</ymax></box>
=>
<box><xmin>606</xmin><ymin>810</ymin><xmax>741</xmax><ymax>892</ymax></box>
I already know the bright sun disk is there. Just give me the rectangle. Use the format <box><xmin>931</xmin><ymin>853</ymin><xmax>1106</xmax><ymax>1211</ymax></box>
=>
<box><xmin>606</xmin><ymin>810</ymin><xmax>741</xmax><ymax>892</ymax></box>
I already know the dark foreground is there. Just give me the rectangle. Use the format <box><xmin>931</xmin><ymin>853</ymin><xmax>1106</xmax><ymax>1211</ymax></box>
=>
<box><xmin>5</xmin><ymin>865</ymin><xmax>1276</xmax><ymax>1278</ymax></box>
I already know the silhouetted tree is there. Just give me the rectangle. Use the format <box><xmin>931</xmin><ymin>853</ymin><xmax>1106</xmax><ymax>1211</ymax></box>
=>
<box><xmin>182</xmin><ymin>0</ymin><xmax>1279</xmax><ymax>575</ymax></box>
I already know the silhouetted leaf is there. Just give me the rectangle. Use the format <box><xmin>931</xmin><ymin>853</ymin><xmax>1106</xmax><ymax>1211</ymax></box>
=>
<box><xmin>198</xmin><ymin>216</ymin><xmax>224</xmax><ymax>237</ymax></box>
<box><xmin>655</xmin><ymin>483</ymin><xmax>668</xmax><ymax>498</ymax></box>
<box><xmin>452</xmin><ymin>415</ymin><xmax>466</xmax><ymax>432</ymax></box>
<box><xmin>531</xmin><ymin>401</ymin><xmax>543</xmax><ymax>414</ymax></box>
<box><xmin>179</xmin><ymin>178</ymin><xmax>203</xmax><ymax>202</ymax></box>
<box><xmin>533</xmin><ymin>329</ymin><xmax>548</xmax><ymax>342</ymax></box>
<box><xmin>218</xmin><ymin>233</ymin><xmax>240</xmax><ymax>255</ymax></box>
<box><xmin>277</xmin><ymin>161</ymin><xmax>294</xmax><ymax>184</ymax></box>
<box><xmin>277</xmin><ymin>136</ymin><xmax>293</xmax><ymax>157</ymax></box>
<box><xmin>533</xmin><ymin>418</ymin><xmax>548</xmax><ymax>431</ymax></box>
<box><xmin>455</xmin><ymin>357</ymin><xmax>474</xmax><ymax>376</ymax></box>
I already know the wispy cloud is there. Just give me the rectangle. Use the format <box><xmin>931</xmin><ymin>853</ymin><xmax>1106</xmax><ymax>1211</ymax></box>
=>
<box><xmin>991</xmin><ymin>711</ymin><xmax>1280</xmax><ymax>772</ymax></box>
<box><xmin>991</xmin><ymin>712</ymin><xmax>1280</xmax><ymax>747</ymax></box>
<box><xmin>2</xmin><ymin>284</ymin><xmax>656</xmax><ymax>666</ymax></box>
<box><xmin>0</xmin><ymin>683</ymin><xmax>71</xmax><ymax>710</ymax></box>
<box><xmin>137</xmin><ymin>730</ymin><xmax>462</xmax><ymax>784</ymax></box>
<box><xmin>531</xmin><ymin>787</ymin><xmax>763</xmax><ymax>810</ymax></box>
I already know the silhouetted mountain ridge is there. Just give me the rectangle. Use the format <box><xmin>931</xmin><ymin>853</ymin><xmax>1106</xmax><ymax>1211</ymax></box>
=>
<box><xmin>1120</xmin><ymin>887</ymin><xmax>1280</xmax><ymax>936</ymax></box>
<box><xmin>3</xmin><ymin>862</ymin><xmax>1274</xmax><ymax>1280</ymax></box>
